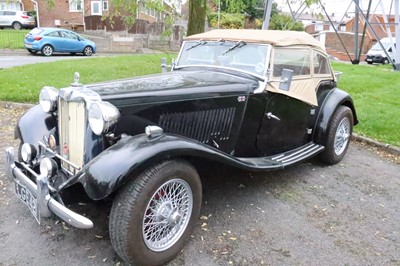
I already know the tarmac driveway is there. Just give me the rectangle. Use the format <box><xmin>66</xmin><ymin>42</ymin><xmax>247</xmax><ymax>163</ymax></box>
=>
<box><xmin>0</xmin><ymin>105</ymin><xmax>399</xmax><ymax>265</ymax></box>
<box><xmin>0</xmin><ymin>52</ymin><xmax>90</xmax><ymax>69</ymax></box>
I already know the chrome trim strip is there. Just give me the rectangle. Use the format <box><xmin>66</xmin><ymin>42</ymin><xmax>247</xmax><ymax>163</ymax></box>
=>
<box><xmin>38</xmin><ymin>141</ymin><xmax>81</xmax><ymax>171</ymax></box>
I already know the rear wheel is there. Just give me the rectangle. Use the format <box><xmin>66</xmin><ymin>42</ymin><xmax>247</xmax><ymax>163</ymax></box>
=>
<box><xmin>83</xmin><ymin>46</ymin><xmax>93</xmax><ymax>56</ymax></box>
<box><xmin>27</xmin><ymin>49</ymin><xmax>37</xmax><ymax>54</ymax></box>
<box><xmin>12</xmin><ymin>22</ymin><xmax>22</xmax><ymax>30</ymax></box>
<box><xmin>319</xmin><ymin>106</ymin><xmax>353</xmax><ymax>165</ymax></box>
<box><xmin>41</xmin><ymin>45</ymin><xmax>53</xmax><ymax>56</ymax></box>
<box><xmin>109</xmin><ymin>159</ymin><xmax>202</xmax><ymax>265</ymax></box>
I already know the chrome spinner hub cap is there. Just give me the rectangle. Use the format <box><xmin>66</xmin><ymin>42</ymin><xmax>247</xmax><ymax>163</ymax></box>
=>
<box><xmin>142</xmin><ymin>178</ymin><xmax>193</xmax><ymax>252</ymax></box>
<box><xmin>334</xmin><ymin>117</ymin><xmax>351</xmax><ymax>156</ymax></box>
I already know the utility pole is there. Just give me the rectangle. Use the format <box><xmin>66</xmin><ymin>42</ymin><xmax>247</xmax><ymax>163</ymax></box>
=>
<box><xmin>262</xmin><ymin>0</ymin><xmax>273</xmax><ymax>30</ymax></box>
<box><xmin>395</xmin><ymin>0</ymin><xmax>400</xmax><ymax>70</ymax></box>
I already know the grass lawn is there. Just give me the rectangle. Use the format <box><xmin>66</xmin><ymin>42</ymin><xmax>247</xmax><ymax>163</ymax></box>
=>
<box><xmin>0</xmin><ymin>30</ymin><xmax>30</xmax><ymax>49</ymax></box>
<box><xmin>0</xmin><ymin>55</ymin><xmax>398</xmax><ymax>147</ymax></box>
<box><xmin>332</xmin><ymin>62</ymin><xmax>399</xmax><ymax>147</ymax></box>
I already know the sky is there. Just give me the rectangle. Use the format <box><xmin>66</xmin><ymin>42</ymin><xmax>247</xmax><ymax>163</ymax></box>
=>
<box><xmin>276</xmin><ymin>0</ymin><xmax>397</xmax><ymax>20</ymax></box>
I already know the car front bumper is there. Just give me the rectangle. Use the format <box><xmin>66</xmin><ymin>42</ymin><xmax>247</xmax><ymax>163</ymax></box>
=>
<box><xmin>4</xmin><ymin>147</ymin><xmax>93</xmax><ymax>229</ymax></box>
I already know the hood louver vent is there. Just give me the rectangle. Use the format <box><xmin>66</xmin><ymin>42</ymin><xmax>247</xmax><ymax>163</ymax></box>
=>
<box><xmin>159</xmin><ymin>108</ymin><xmax>236</xmax><ymax>143</ymax></box>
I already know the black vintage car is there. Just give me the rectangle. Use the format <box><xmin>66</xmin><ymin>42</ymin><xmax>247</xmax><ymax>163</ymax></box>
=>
<box><xmin>5</xmin><ymin>29</ymin><xmax>357</xmax><ymax>265</ymax></box>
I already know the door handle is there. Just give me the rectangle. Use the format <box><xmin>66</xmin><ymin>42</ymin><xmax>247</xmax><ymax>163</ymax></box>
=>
<box><xmin>266</xmin><ymin>112</ymin><xmax>280</xmax><ymax>121</ymax></box>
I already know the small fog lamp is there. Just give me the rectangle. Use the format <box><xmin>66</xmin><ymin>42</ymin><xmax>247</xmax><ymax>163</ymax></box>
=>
<box><xmin>20</xmin><ymin>143</ymin><xmax>37</xmax><ymax>163</ymax></box>
<box><xmin>40</xmin><ymin>158</ymin><xmax>58</xmax><ymax>179</ymax></box>
<box><xmin>48</xmin><ymin>134</ymin><xmax>57</xmax><ymax>151</ymax></box>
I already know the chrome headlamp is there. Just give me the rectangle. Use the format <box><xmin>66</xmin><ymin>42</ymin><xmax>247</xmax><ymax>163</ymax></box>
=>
<box><xmin>39</xmin><ymin>86</ymin><xmax>59</xmax><ymax>113</ymax></box>
<box><xmin>88</xmin><ymin>101</ymin><xmax>120</xmax><ymax>135</ymax></box>
<box><xmin>40</xmin><ymin>158</ymin><xmax>58</xmax><ymax>179</ymax></box>
<box><xmin>20</xmin><ymin>143</ymin><xmax>37</xmax><ymax>163</ymax></box>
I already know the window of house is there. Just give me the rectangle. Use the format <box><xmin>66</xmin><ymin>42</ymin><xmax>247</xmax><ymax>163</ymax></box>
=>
<box><xmin>315</xmin><ymin>22</ymin><xmax>323</xmax><ymax>31</ymax></box>
<box><xmin>313</xmin><ymin>52</ymin><xmax>330</xmax><ymax>75</ymax></box>
<box><xmin>69</xmin><ymin>0</ymin><xmax>82</xmax><ymax>12</ymax></box>
<box><xmin>273</xmin><ymin>48</ymin><xmax>311</xmax><ymax>77</ymax></box>
<box><xmin>103</xmin><ymin>1</ymin><xmax>109</xmax><ymax>11</ymax></box>
<box><xmin>91</xmin><ymin>1</ymin><xmax>101</xmax><ymax>15</ymax></box>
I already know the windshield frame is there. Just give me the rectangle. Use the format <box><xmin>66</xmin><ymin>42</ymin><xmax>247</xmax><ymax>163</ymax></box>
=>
<box><xmin>174</xmin><ymin>40</ymin><xmax>271</xmax><ymax>80</ymax></box>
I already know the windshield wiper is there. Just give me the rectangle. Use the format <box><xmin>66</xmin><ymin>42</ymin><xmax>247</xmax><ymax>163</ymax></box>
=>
<box><xmin>186</xmin><ymin>40</ymin><xmax>206</xmax><ymax>51</ymax></box>
<box><xmin>222</xmin><ymin>40</ymin><xmax>246</xmax><ymax>55</ymax></box>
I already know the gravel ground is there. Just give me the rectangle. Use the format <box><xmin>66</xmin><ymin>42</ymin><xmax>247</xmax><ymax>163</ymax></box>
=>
<box><xmin>0</xmin><ymin>105</ymin><xmax>399</xmax><ymax>266</ymax></box>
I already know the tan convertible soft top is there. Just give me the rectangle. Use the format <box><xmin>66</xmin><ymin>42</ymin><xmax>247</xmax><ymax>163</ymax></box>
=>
<box><xmin>185</xmin><ymin>29</ymin><xmax>326</xmax><ymax>54</ymax></box>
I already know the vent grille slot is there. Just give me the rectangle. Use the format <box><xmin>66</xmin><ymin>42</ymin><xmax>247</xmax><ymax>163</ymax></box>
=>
<box><xmin>159</xmin><ymin>108</ymin><xmax>236</xmax><ymax>143</ymax></box>
<box><xmin>58</xmin><ymin>99</ymin><xmax>86</xmax><ymax>173</ymax></box>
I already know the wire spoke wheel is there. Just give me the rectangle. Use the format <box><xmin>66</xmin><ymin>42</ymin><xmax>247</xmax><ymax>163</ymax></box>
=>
<box><xmin>334</xmin><ymin>117</ymin><xmax>351</xmax><ymax>156</ymax></box>
<box><xmin>143</xmin><ymin>179</ymin><xmax>193</xmax><ymax>252</ymax></box>
<box><xmin>109</xmin><ymin>160</ymin><xmax>202</xmax><ymax>265</ymax></box>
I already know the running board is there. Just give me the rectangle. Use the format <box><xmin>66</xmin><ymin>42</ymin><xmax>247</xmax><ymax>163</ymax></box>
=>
<box><xmin>236</xmin><ymin>142</ymin><xmax>324</xmax><ymax>171</ymax></box>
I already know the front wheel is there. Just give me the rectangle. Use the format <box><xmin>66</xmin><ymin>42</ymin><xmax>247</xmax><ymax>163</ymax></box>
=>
<box><xmin>109</xmin><ymin>159</ymin><xmax>202</xmax><ymax>265</ymax></box>
<box><xmin>383</xmin><ymin>58</ymin><xmax>389</xmax><ymax>64</ymax></box>
<box><xmin>319</xmin><ymin>106</ymin><xmax>353</xmax><ymax>165</ymax></box>
<box><xmin>83</xmin><ymin>46</ymin><xmax>93</xmax><ymax>56</ymax></box>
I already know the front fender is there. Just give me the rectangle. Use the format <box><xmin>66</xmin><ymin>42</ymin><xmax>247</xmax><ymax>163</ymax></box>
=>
<box><xmin>75</xmin><ymin>134</ymin><xmax>260</xmax><ymax>200</ymax></box>
<box><xmin>15</xmin><ymin>105</ymin><xmax>57</xmax><ymax>150</ymax></box>
<box><xmin>313</xmin><ymin>88</ymin><xmax>358</xmax><ymax>145</ymax></box>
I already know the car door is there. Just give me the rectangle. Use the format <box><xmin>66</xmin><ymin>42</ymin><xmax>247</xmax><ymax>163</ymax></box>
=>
<box><xmin>0</xmin><ymin>11</ymin><xmax>5</xmax><ymax>26</ymax></box>
<box><xmin>45</xmin><ymin>31</ymin><xmax>64</xmax><ymax>52</ymax></box>
<box><xmin>256</xmin><ymin>93</ymin><xmax>312</xmax><ymax>155</ymax></box>
<box><xmin>257</xmin><ymin>48</ymin><xmax>314</xmax><ymax>155</ymax></box>
<box><xmin>3</xmin><ymin>11</ymin><xmax>16</xmax><ymax>26</ymax></box>
<box><xmin>61</xmin><ymin>31</ymin><xmax>83</xmax><ymax>52</ymax></box>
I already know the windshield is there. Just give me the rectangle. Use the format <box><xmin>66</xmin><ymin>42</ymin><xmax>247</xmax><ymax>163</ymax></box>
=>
<box><xmin>176</xmin><ymin>41</ymin><xmax>270</xmax><ymax>77</ymax></box>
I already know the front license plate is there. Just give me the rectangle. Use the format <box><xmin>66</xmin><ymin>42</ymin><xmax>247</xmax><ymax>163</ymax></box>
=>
<box><xmin>15</xmin><ymin>182</ymin><xmax>40</xmax><ymax>224</ymax></box>
<box><xmin>367</xmin><ymin>59</ymin><xmax>372</xmax><ymax>61</ymax></box>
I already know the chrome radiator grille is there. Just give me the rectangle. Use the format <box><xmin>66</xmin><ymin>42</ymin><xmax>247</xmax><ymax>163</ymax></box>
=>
<box><xmin>58</xmin><ymin>98</ymin><xmax>86</xmax><ymax>173</ymax></box>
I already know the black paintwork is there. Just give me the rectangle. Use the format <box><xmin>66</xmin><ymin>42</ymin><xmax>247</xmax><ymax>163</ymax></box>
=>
<box><xmin>15</xmin><ymin>69</ymin><xmax>357</xmax><ymax>200</ymax></box>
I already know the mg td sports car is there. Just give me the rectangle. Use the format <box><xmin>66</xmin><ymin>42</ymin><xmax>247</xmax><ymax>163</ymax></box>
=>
<box><xmin>5</xmin><ymin>29</ymin><xmax>357</xmax><ymax>265</ymax></box>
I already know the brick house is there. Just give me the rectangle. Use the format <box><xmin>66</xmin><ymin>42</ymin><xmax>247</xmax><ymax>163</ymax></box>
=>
<box><xmin>0</xmin><ymin>0</ymin><xmax>34</xmax><ymax>11</ymax></box>
<box><xmin>35</xmin><ymin>0</ymin><xmax>182</xmax><ymax>31</ymax></box>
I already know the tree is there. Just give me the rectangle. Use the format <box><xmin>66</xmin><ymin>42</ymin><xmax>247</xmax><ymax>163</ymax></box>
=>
<box><xmin>187</xmin><ymin>0</ymin><xmax>207</xmax><ymax>36</ymax></box>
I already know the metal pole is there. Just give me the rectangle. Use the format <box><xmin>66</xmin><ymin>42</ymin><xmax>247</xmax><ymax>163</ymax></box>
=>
<box><xmin>395</xmin><ymin>0</ymin><xmax>400</xmax><ymax>70</ymax></box>
<box><xmin>262</xmin><ymin>0</ymin><xmax>273</xmax><ymax>30</ymax></box>
<box><xmin>354</xmin><ymin>0</ymin><xmax>360</xmax><ymax>63</ymax></box>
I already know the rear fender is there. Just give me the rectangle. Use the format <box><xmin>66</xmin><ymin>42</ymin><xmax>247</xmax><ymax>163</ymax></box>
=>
<box><xmin>313</xmin><ymin>88</ymin><xmax>358</xmax><ymax>145</ymax></box>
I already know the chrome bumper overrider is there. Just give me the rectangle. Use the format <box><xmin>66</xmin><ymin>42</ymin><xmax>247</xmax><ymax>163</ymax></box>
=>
<box><xmin>5</xmin><ymin>147</ymin><xmax>93</xmax><ymax>229</ymax></box>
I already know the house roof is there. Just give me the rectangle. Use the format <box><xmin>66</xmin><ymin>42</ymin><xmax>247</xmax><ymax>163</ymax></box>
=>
<box><xmin>185</xmin><ymin>29</ymin><xmax>325</xmax><ymax>52</ymax></box>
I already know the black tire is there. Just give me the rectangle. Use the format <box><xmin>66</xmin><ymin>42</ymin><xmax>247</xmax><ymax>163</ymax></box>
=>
<box><xmin>12</xmin><ymin>22</ymin><xmax>22</xmax><ymax>30</ymax></box>
<box><xmin>27</xmin><ymin>49</ymin><xmax>37</xmax><ymax>54</ymax></box>
<box><xmin>109</xmin><ymin>159</ymin><xmax>202</xmax><ymax>265</ymax></box>
<box><xmin>41</xmin><ymin>44</ymin><xmax>53</xmax><ymax>56</ymax></box>
<box><xmin>83</xmin><ymin>46</ymin><xmax>93</xmax><ymax>56</ymax></box>
<box><xmin>319</xmin><ymin>106</ymin><xmax>353</xmax><ymax>165</ymax></box>
<box><xmin>383</xmin><ymin>58</ymin><xmax>389</xmax><ymax>64</ymax></box>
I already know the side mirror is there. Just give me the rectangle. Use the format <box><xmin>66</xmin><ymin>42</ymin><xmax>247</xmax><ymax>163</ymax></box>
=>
<box><xmin>279</xmin><ymin>68</ymin><xmax>293</xmax><ymax>91</ymax></box>
<box><xmin>161</xmin><ymin>58</ymin><xmax>176</xmax><ymax>72</ymax></box>
<box><xmin>161</xmin><ymin>58</ymin><xmax>168</xmax><ymax>73</ymax></box>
